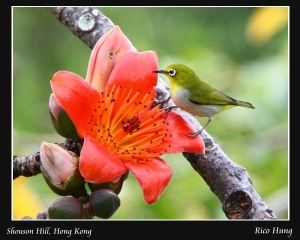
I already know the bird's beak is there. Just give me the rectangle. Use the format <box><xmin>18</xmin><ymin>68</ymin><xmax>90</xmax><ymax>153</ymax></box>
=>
<box><xmin>152</xmin><ymin>70</ymin><xmax>168</xmax><ymax>74</ymax></box>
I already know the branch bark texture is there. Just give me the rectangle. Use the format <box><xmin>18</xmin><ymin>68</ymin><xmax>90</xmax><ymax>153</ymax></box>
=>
<box><xmin>46</xmin><ymin>7</ymin><xmax>114</xmax><ymax>49</ymax></box>
<box><xmin>15</xmin><ymin>7</ymin><xmax>276</xmax><ymax>219</ymax></box>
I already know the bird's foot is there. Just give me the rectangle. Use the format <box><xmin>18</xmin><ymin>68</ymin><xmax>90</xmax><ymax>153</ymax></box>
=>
<box><xmin>188</xmin><ymin>118</ymin><xmax>211</xmax><ymax>137</ymax></box>
<box><xmin>187</xmin><ymin>128</ymin><xmax>203</xmax><ymax>138</ymax></box>
<box><xmin>152</xmin><ymin>95</ymin><xmax>172</xmax><ymax>108</ymax></box>
<box><xmin>162</xmin><ymin>105</ymin><xmax>178</xmax><ymax>113</ymax></box>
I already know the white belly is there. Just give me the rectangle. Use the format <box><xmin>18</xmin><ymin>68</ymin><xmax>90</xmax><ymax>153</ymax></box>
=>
<box><xmin>171</xmin><ymin>89</ymin><xmax>222</xmax><ymax>118</ymax></box>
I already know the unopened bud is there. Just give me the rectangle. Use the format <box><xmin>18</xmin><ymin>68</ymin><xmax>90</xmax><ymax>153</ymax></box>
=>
<box><xmin>88</xmin><ymin>189</ymin><xmax>120</xmax><ymax>219</ymax></box>
<box><xmin>49</xmin><ymin>93</ymin><xmax>79</xmax><ymax>139</ymax></box>
<box><xmin>48</xmin><ymin>197</ymin><xmax>86</xmax><ymax>219</ymax></box>
<box><xmin>40</xmin><ymin>142</ymin><xmax>73</xmax><ymax>184</ymax></box>
<box><xmin>40</xmin><ymin>142</ymin><xmax>87</xmax><ymax>198</ymax></box>
<box><xmin>88</xmin><ymin>171</ymin><xmax>129</xmax><ymax>194</ymax></box>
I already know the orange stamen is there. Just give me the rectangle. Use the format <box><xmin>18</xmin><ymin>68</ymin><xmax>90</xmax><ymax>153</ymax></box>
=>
<box><xmin>87</xmin><ymin>84</ymin><xmax>171</xmax><ymax>162</ymax></box>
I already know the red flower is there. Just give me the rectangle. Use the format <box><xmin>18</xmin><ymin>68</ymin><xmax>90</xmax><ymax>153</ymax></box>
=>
<box><xmin>50</xmin><ymin>26</ymin><xmax>205</xmax><ymax>204</ymax></box>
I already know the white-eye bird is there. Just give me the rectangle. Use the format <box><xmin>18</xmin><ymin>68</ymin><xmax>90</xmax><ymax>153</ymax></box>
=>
<box><xmin>153</xmin><ymin>63</ymin><xmax>255</xmax><ymax>136</ymax></box>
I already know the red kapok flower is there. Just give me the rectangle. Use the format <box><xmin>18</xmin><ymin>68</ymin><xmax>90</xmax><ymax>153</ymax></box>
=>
<box><xmin>50</xmin><ymin>26</ymin><xmax>205</xmax><ymax>204</ymax></box>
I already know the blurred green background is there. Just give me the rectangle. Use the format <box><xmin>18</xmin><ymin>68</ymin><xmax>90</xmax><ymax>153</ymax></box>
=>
<box><xmin>12</xmin><ymin>7</ymin><xmax>288</xmax><ymax>219</ymax></box>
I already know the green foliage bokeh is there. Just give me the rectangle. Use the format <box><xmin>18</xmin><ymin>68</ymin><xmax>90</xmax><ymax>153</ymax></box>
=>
<box><xmin>13</xmin><ymin>7</ymin><xmax>288</xmax><ymax>219</ymax></box>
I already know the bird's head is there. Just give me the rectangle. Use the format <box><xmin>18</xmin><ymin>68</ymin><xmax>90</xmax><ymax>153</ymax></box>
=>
<box><xmin>153</xmin><ymin>63</ymin><xmax>197</xmax><ymax>87</ymax></box>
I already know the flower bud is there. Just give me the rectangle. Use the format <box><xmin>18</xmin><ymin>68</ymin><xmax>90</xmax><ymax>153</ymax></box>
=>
<box><xmin>40</xmin><ymin>142</ymin><xmax>73</xmax><ymax>184</ymax></box>
<box><xmin>40</xmin><ymin>142</ymin><xmax>87</xmax><ymax>198</ymax></box>
<box><xmin>89</xmin><ymin>189</ymin><xmax>120</xmax><ymax>219</ymax></box>
<box><xmin>87</xmin><ymin>171</ymin><xmax>129</xmax><ymax>195</ymax></box>
<box><xmin>49</xmin><ymin>93</ymin><xmax>79</xmax><ymax>139</ymax></box>
<box><xmin>48</xmin><ymin>197</ymin><xmax>86</xmax><ymax>219</ymax></box>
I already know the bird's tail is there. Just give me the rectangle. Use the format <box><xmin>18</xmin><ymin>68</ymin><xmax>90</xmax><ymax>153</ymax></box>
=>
<box><xmin>237</xmin><ymin>100</ymin><xmax>255</xmax><ymax>109</ymax></box>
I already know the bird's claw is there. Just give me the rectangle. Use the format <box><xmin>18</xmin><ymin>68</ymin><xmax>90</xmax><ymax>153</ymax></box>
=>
<box><xmin>162</xmin><ymin>105</ymin><xmax>178</xmax><ymax>113</ymax></box>
<box><xmin>153</xmin><ymin>96</ymin><xmax>171</xmax><ymax>105</ymax></box>
<box><xmin>187</xmin><ymin>129</ymin><xmax>203</xmax><ymax>138</ymax></box>
<box><xmin>152</xmin><ymin>95</ymin><xmax>172</xmax><ymax>108</ymax></box>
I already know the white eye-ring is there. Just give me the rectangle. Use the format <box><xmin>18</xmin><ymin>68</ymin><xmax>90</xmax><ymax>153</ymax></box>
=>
<box><xmin>168</xmin><ymin>69</ymin><xmax>176</xmax><ymax>77</ymax></box>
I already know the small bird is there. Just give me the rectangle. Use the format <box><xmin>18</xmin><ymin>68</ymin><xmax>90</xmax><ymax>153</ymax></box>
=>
<box><xmin>153</xmin><ymin>63</ymin><xmax>255</xmax><ymax>137</ymax></box>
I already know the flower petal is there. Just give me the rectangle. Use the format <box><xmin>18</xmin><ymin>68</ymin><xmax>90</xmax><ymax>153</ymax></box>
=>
<box><xmin>165</xmin><ymin>111</ymin><xmax>205</xmax><ymax>154</ymax></box>
<box><xmin>50</xmin><ymin>71</ymin><xmax>100</xmax><ymax>138</ymax></box>
<box><xmin>107</xmin><ymin>50</ymin><xmax>158</xmax><ymax>93</ymax></box>
<box><xmin>79</xmin><ymin>134</ymin><xmax>127</xmax><ymax>183</ymax></box>
<box><xmin>86</xmin><ymin>26</ymin><xmax>136</xmax><ymax>93</ymax></box>
<box><xmin>124</xmin><ymin>158</ymin><xmax>172</xmax><ymax>204</ymax></box>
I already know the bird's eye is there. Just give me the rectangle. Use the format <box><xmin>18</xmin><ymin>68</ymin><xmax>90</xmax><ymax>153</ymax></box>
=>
<box><xmin>168</xmin><ymin>69</ymin><xmax>176</xmax><ymax>77</ymax></box>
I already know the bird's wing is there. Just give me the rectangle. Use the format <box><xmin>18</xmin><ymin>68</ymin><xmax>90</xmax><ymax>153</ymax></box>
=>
<box><xmin>211</xmin><ymin>89</ymin><xmax>239</xmax><ymax>105</ymax></box>
<box><xmin>189</xmin><ymin>88</ymin><xmax>238</xmax><ymax>105</ymax></box>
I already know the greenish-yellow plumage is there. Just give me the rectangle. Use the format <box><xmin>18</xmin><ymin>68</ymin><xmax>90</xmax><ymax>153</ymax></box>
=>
<box><xmin>153</xmin><ymin>63</ymin><xmax>255</xmax><ymax>136</ymax></box>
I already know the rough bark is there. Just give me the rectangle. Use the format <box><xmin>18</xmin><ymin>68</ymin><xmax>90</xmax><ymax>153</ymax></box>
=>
<box><xmin>13</xmin><ymin>7</ymin><xmax>277</xmax><ymax>219</ymax></box>
<box><xmin>46</xmin><ymin>7</ymin><xmax>114</xmax><ymax>49</ymax></box>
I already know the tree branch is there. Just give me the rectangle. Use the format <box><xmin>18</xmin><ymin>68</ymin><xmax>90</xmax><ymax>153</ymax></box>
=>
<box><xmin>46</xmin><ymin>7</ymin><xmax>114</xmax><ymax>49</ymax></box>
<box><xmin>13</xmin><ymin>7</ymin><xmax>277</xmax><ymax>219</ymax></box>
